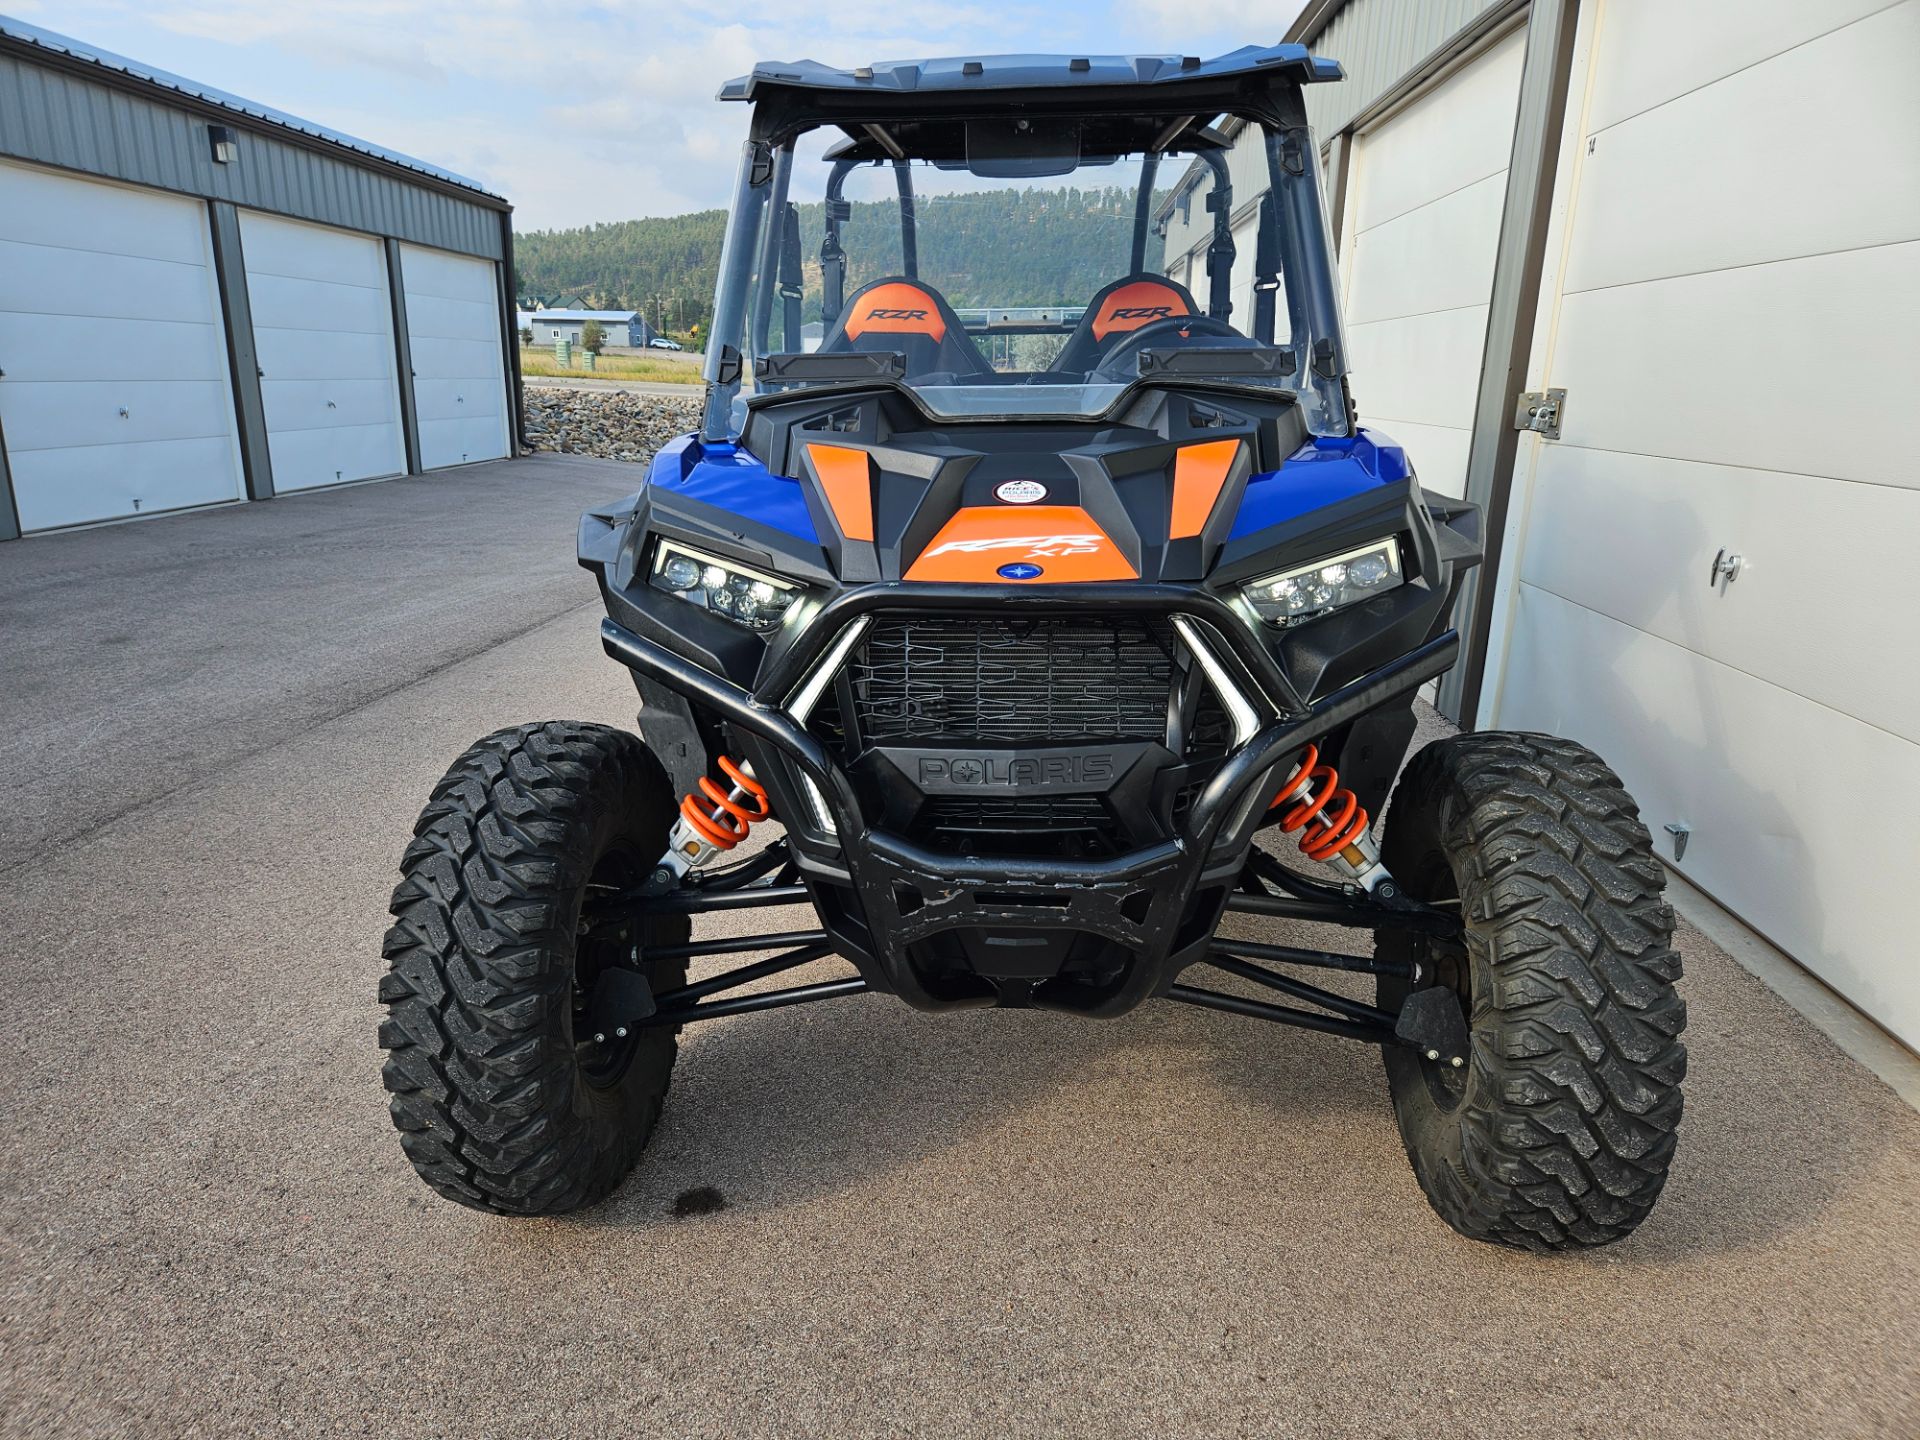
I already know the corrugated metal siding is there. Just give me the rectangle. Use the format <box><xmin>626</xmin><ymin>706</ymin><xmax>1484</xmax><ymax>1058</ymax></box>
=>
<box><xmin>1301</xmin><ymin>0</ymin><xmax>1516</xmax><ymax>135</ymax></box>
<box><xmin>1159</xmin><ymin>0</ymin><xmax>1517</xmax><ymax>259</ymax></box>
<box><xmin>0</xmin><ymin>52</ymin><xmax>502</xmax><ymax>259</ymax></box>
<box><xmin>1159</xmin><ymin>130</ymin><xmax>1275</xmax><ymax>269</ymax></box>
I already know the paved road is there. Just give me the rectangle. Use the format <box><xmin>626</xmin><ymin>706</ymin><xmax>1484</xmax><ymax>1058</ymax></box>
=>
<box><xmin>2</xmin><ymin>465</ymin><xmax>1917</xmax><ymax>1437</ymax></box>
<box><xmin>0</xmin><ymin>456</ymin><xmax>643</xmax><ymax>859</ymax></box>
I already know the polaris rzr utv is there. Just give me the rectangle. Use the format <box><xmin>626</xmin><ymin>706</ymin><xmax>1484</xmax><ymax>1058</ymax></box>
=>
<box><xmin>379</xmin><ymin>46</ymin><xmax>1686</xmax><ymax>1250</ymax></box>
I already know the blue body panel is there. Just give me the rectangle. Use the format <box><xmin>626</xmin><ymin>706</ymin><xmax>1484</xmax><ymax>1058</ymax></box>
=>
<box><xmin>647</xmin><ymin>434</ymin><xmax>820</xmax><ymax>544</ymax></box>
<box><xmin>1228</xmin><ymin>429</ymin><xmax>1411</xmax><ymax>540</ymax></box>
<box><xmin>648</xmin><ymin>427</ymin><xmax>1407</xmax><ymax>552</ymax></box>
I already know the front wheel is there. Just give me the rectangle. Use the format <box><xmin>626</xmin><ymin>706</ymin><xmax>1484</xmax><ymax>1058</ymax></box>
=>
<box><xmin>1375</xmin><ymin>732</ymin><xmax>1687</xmax><ymax>1251</ymax></box>
<box><xmin>378</xmin><ymin>721</ymin><xmax>689</xmax><ymax>1214</ymax></box>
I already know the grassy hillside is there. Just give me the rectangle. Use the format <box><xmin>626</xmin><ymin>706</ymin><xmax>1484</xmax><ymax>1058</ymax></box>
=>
<box><xmin>515</xmin><ymin>186</ymin><xmax>1165</xmax><ymax>338</ymax></box>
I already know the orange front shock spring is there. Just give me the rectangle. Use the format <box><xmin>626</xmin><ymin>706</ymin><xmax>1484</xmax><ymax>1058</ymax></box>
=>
<box><xmin>1268</xmin><ymin>743</ymin><xmax>1372</xmax><ymax>862</ymax></box>
<box><xmin>679</xmin><ymin>756</ymin><xmax>770</xmax><ymax>850</ymax></box>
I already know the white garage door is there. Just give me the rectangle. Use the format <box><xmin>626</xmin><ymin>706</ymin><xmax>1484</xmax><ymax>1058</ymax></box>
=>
<box><xmin>0</xmin><ymin>160</ymin><xmax>243</xmax><ymax>532</ymax></box>
<box><xmin>239</xmin><ymin>211</ymin><xmax>406</xmax><ymax>492</ymax></box>
<box><xmin>1338</xmin><ymin>29</ymin><xmax>1525</xmax><ymax>498</ymax></box>
<box><xmin>399</xmin><ymin>244</ymin><xmax>509</xmax><ymax>469</ymax></box>
<box><xmin>1491</xmin><ymin>0</ymin><xmax>1920</xmax><ymax>1045</ymax></box>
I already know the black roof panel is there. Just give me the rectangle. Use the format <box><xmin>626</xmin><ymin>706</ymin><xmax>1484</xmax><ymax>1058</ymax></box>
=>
<box><xmin>720</xmin><ymin>44</ymin><xmax>1341</xmax><ymax>103</ymax></box>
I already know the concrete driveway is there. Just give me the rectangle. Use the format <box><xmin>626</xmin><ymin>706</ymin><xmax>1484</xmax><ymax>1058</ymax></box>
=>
<box><xmin>2</xmin><ymin>459</ymin><xmax>1916</xmax><ymax>1437</ymax></box>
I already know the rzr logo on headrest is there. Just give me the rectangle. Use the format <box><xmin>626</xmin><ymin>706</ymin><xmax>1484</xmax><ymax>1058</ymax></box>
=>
<box><xmin>1109</xmin><ymin>305</ymin><xmax>1173</xmax><ymax>321</ymax></box>
<box><xmin>866</xmin><ymin>307</ymin><xmax>929</xmax><ymax>321</ymax></box>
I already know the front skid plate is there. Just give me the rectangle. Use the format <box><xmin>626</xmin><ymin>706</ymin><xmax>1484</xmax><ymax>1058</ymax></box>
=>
<box><xmin>841</xmin><ymin>830</ymin><xmax>1244</xmax><ymax>1016</ymax></box>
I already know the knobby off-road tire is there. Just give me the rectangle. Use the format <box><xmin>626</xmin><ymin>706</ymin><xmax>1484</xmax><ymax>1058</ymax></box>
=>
<box><xmin>1375</xmin><ymin>733</ymin><xmax>1687</xmax><ymax>1251</ymax></box>
<box><xmin>378</xmin><ymin>722</ymin><xmax>690</xmax><ymax>1214</ymax></box>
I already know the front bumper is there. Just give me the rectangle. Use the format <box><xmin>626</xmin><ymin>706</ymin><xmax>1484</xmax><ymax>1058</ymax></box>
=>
<box><xmin>601</xmin><ymin>582</ymin><xmax>1458</xmax><ymax>1017</ymax></box>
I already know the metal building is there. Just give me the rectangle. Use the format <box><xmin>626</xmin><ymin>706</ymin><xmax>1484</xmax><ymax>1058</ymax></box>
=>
<box><xmin>0</xmin><ymin>16</ymin><xmax>523</xmax><ymax>540</ymax></box>
<box><xmin>1161</xmin><ymin>0</ymin><xmax>1920</xmax><ymax>1049</ymax></box>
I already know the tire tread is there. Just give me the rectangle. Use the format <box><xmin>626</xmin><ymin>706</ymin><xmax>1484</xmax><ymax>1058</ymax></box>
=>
<box><xmin>1382</xmin><ymin>731</ymin><xmax>1688</xmax><ymax>1251</ymax></box>
<box><xmin>378</xmin><ymin>721</ymin><xmax>683</xmax><ymax>1215</ymax></box>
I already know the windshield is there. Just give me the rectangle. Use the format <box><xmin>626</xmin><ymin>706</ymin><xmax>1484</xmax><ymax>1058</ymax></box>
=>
<box><xmin>700</xmin><ymin>116</ymin><xmax>1350</xmax><ymax>440</ymax></box>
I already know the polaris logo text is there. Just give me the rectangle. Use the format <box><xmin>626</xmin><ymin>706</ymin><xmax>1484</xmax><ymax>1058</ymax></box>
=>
<box><xmin>918</xmin><ymin>754</ymin><xmax>1116</xmax><ymax>787</ymax></box>
<box><xmin>866</xmin><ymin>307</ymin><xmax>929</xmax><ymax>321</ymax></box>
<box><xmin>1109</xmin><ymin>305</ymin><xmax>1173</xmax><ymax>321</ymax></box>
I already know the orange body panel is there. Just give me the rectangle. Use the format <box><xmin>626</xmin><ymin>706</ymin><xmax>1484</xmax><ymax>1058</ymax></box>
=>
<box><xmin>1089</xmin><ymin>280</ymin><xmax>1192</xmax><ymax>340</ymax></box>
<box><xmin>905</xmin><ymin>505</ymin><xmax>1137</xmax><ymax>582</ymax></box>
<box><xmin>806</xmin><ymin>443</ymin><xmax>875</xmax><ymax>541</ymax></box>
<box><xmin>842</xmin><ymin>282</ymin><xmax>947</xmax><ymax>341</ymax></box>
<box><xmin>1170</xmin><ymin>438</ymin><xmax>1241</xmax><ymax>538</ymax></box>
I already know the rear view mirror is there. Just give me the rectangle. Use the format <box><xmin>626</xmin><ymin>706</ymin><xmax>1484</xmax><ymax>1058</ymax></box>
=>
<box><xmin>964</xmin><ymin>118</ymin><xmax>1082</xmax><ymax>177</ymax></box>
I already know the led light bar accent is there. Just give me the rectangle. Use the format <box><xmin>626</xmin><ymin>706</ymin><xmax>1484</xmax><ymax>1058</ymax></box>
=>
<box><xmin>786</xmin><ymin>618</ymin><xmax>871</xmax><ymax>724</ymax></box>
<box><xmin>1170</xmin><ymin>615</ymin><xmax>1262</xmax><ymax>747</ymax></box>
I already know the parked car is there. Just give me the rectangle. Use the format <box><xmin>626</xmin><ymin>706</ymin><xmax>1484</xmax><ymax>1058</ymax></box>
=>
<box><xmin>649</xmin><ymin>337</ymin><xmax>684</xmax><ymax>350</ymax></box>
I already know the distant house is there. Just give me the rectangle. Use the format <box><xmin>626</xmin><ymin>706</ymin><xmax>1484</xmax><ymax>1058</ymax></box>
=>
<box><xmin>529</xmin><ymin>309</ymin><xmax>653</xmax><ymax>349</ymax></box>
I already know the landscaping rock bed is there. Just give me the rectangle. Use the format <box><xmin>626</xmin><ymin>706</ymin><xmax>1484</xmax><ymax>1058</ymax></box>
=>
<box><xmin>523</xmin><ymin>387</ymin><xmax>702</xmax><ymax>462</ymax></box>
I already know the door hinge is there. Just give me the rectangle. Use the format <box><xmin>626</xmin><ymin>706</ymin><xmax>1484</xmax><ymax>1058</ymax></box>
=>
<box><xmin>1513</xmin><ymin>388</ymin><xmax>1565</xmax><ymax>439</ymax></box>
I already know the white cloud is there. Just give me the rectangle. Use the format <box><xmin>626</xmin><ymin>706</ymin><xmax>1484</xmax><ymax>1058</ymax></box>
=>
<box><xmin>1114</xmin><ymin>0</ymin><xmax>1310</xmax><ymax>45</ymax></box>
<box><xmin>38</xmin><ymin>1</ymin><xmax>1324</xmax><ymax>227</ymax></box>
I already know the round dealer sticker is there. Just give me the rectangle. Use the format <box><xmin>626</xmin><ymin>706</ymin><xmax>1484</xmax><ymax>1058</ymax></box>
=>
<box><xmin>994</xmin><ymin>480</ymin><xmax>1048</xmax><ymax>504</ymax></box>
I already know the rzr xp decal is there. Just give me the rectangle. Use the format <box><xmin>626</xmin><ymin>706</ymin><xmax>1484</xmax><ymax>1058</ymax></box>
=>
<box><xmin>905</xmin><ymin>505</ymin><xmax>1136</xmax><ymax>582</ymax></box>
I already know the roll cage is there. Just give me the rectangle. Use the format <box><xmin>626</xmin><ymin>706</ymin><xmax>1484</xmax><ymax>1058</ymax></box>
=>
<box><xmin>700</xmin><ymin>45</ymin><xmax>1355</xmax><ymax>442</ymax></box>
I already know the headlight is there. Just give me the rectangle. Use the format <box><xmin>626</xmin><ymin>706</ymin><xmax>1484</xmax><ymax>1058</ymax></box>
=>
<box><xmin>1242</xmin><ymin>538</ymin><xmax>1403</xmax><ymax>628</ymax></box>
<box><xmin>650</xmin><ymin>539</ymin><xmax>802</xmax><ymax>632</ymax></box>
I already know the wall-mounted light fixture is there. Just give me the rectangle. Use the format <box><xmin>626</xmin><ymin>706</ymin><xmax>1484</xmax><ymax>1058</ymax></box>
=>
<box><xmin>208</xmin><ymin>124</ymin><xmax>237</xmax><ymax>164</ymax></box>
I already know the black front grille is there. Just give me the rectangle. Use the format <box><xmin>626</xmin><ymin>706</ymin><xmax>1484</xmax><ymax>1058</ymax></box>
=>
<box><xmin>801</xmin><ymin>612</ymin><xmax>1236</xmax><ymax>860</ymax></box>
<box><xmin>846</xmin><ymin>616</ymin><xmax>1176</xmax><ymax>744</ymax></box>
<box><xmin>916</xmin><ymin>794</ymin><xmax>1115</xmax><ymax>856</ymax></box>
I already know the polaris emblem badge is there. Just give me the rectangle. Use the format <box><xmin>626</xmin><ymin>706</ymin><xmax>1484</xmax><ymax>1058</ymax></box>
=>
<box><xmin>994</xmin><ymin>479</ymin><xmax>1048</xmax><ymax>504</ymax></box>
<box><xmin>997</xmin><ymin>562</ymin><xmax>1044</xmax><ymax>580</ymax></box>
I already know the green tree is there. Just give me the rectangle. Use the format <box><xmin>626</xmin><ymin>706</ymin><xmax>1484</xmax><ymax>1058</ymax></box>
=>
<box><xmin>581</xmin><ymin>319</ymin><xmax>606</xmax><ymax>354</ymax></box>
<box><xmin>512</xmin><ymin>186</ymin><xmax>1170</xmax><ymax>339</ymax></box>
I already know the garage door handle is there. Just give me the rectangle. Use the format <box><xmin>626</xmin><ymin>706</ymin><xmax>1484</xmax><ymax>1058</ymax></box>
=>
<box><xmin>1710</xmin><ymin>549</ymin><xmax>1743</xmax><ymax>590</ymax></box>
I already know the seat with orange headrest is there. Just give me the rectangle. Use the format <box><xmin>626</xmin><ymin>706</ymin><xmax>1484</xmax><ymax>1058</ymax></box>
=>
<box><xmin>1053</xmin><ymin>273</ymin><xmax>1202</xmax><ymax>377</ymax></box>
<box><xmin>818</xmin><ymin>276</ymin><xmax>994</xmax><ymax>380</ymax></box>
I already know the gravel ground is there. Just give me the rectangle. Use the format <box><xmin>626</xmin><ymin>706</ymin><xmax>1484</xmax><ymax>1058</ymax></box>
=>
<box><xmin>524</xmin><ymin>386</ymin><xmax>702</xmax><ymax>461</ymax></box>
<box><xmin>2</xmin><ymin>460</ymin><xmax>1917</xmax><ymax>1438</ymax></box>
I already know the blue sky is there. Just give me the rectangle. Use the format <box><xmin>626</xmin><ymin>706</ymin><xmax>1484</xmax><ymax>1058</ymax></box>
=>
<box><xmin>11</xmin><ymin>1</ymin><xmax>1306</xmax><ymax>230</ymax></box>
